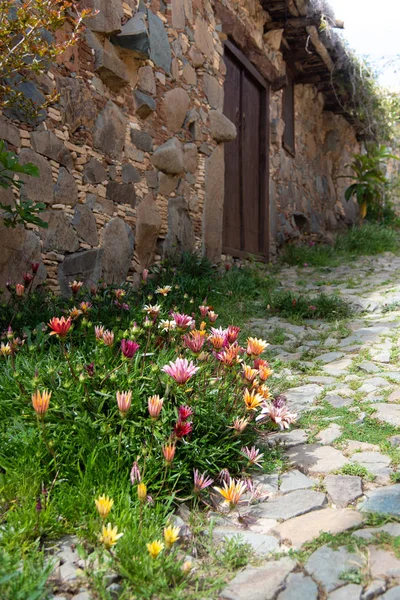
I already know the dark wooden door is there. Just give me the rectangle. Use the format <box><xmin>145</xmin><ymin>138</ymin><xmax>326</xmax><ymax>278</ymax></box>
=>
<box><xmin>223</xmin><ymin>41</ymin><xmax>269</xmax><ymax>259</ymax></box>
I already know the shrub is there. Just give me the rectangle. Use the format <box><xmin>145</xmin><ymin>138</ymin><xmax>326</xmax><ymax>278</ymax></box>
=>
<box><xmin>265</xmin><ymin>289</ymin><xmax>352</xmax><ymax>321</ymax></box>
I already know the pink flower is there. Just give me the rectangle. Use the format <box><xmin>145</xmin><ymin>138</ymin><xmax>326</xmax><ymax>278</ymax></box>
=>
<box><xmin>182</xmin><ymin>331</ymin><xmax>206</xmax><ymax>354</ymax></box>
<box><xmin>174</xmin><ymin>420</ymin><xmax>192</xmax><ymax>439</ymax></box>
<box><xmin>102</xmin><ymin>330</ymin><xmax>114</xmax><ymax>346</ymax></box>
<box><xmin>227</xmin><ymin>325</ymin><xmax>241</xmax><ymax>344</ymax></box>
<box><xmin>193</xmin><ymin>469</ymin><xmax>214</xmax><ymax>493</ymax></box>
<box><xmin>256</xmin><ymin>402</ymin><xmax>297</xmax><ymax>430</ymax></box>
<box><xmin>148</xmin><ymin>395</ymin><xmax>164</xmax><ymax>419</ymax></box>
<box><xmin>121</xmin><ymin>339</ymin><xmax>140</xmax><ymax>359</ymax></box>
<box><xmin>199</xmin><ymin>305</ymin><xmax>209</xmax><ymax>317</ymax></box>
<box><xmin>116</xmin><ymin>391</ymin><xmax>132</xmax><ymax>415</ymax></box>
<box><xmin>178</xmin><ymin>405</ymin><xmax>194</xmax><ymax>421</ymax></box>
<box><xmin>114</xmin><ymin>288</ymin><xmax>125</xmax><ymax>300</ymax></box>
<box><xmin>273</xmin><ymin>394</ymin><xmax>287</xmax><ymax>408</ymax></box>
<box><xmin>308</xmin><ymin>305</ymin><xmax>317</xmax><ymax>312</ymax></box>
<box><xmin>15</xmin><ymin>284</ymin><xmax>25</xmax><ymax>297</ymax></box>
<box><xmin>142</xmin><ymin>268</ymin><xmax>149</xmax><ymax>283</ymax></box>
<box><xmin>162</xmin><ymin>357</ymin><xmax>199</xmax><ymax>384</ymax></box>
<box><xmin>208</xmin><ymin>327</ymin><xmax>228</xmax><ymax>350</ymax></box>
<box><xmin>207</xmin><ymin>310</ymin><xmax>218</xmax><ymax>323</ymax></box>
<box><xmin>171</xmin><ymin>312</ymin><xmax>194</xmax><ymax>330</ymax></box>
<box><xmin>95</xmin><ymin>325</ymin><xmax>104</xmax><ymax>340</ymax></box>
<box><xmin>241</xmin><ymin>446</ymin><xmax>264</xmax><ymax>467</ymax></box>
<box><xmin>130</xmin><ymin>461</ymin><xmax>141</xmax><ymax>484</ymax></box>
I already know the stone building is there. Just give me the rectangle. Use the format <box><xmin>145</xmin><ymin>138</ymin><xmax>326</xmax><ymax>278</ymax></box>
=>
<box><xmin>0</xmin><ymin>0</ymin><xmax>362</xmax><ymax>293</ymax></box>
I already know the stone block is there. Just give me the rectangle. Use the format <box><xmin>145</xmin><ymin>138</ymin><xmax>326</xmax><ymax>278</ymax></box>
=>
<box><xmin>41</xmin><ymin>212</ymin><xmax>79</xmax><ymax>253</ymax></box>
<box><xmin>162</xmin><ymin>88</ymin><xmax>190</xmax><ymax>133</ymax></box>
<box><xmin>137</xmin><ymin>66</ymin><xmax>156</xmax><ymax>95</ymax></box>
<box><xmin>122</xmin><ymin>164</ymin><xmax>141</xmax><ymax>183</ymax></box>
<box><xmin>145</xmin><ymin>171</ymin><xmax>158</xmax><ymax>189</ymax></box>
<box><xmin>209</xmin><ymin>110</ymin><xmax>237</xmax><ymax>142</ymax></box>
<box><xmin>203</xmin><ymin>144</ymin><xmax>223</xmax><ymax>262</ymax></box>
<box><xmin>57</xmin><ymin>77</ymin><xmax>97</xmax><ymax>133</ymax></box>
<box><xmin>19</xmin><ymin>148</ymin><xmax>53</xmax><ymax>204</ymax></box>
<box><xmin>83</xmin><ymin>158</ymin><xmax>107</xmax><ymax>184</ymax></box>
<box><xmin>130</xmin><ymin>128</ymin><xmax>153</xmax><ymax>152</ymax></box>
<box><xmin>203</xmin><ymin>73</ymin><xmax>223</xmax><ymax>109</ymax></box>
<box><xmin>0</xmin><ymin>116</ymin><xmax>20</xmax><ymax>147</ymax></box>
<box><xmin>189</xmin><ymin>46</ymin><xmax>204</xmax><ymax>67</ymax></box>
<box><xmin>194</xmin><ymin>15</ymin><xmax>214</xmax><ymax>59</ymax></box>
<box><xmin>106</xmin><ymin>182</ymin><xmax>136</xmax><ymax>207</ymax></box>
<box><xmin>133</xmin><ymin>91</ymin><xmax>156</xmax><ymax>119</ymax></box>
<box><xmin>94</xmin><ymin>44</ymin><xmax>130</xmax><ymax>90</ymax></box>
<box><xmin>148</xmin><ymin>9</ymin><xmax>171</xmax><ymax>73</ymax></box>
<box><xmin>136</xmin><ymin>193</ymin><xmax>162</xmax><ymax>267</ymax></box>
<box><xmin>183</xmin><ymin>63</ymin><xmax>197</xmax><ymax>85</ymax></box>
<box><xmin>58</xmin><ymin>248</ymin><xmax>104</xmax><ymax>296</ymax></box>
<box><xmin>111</xmin><ymin>13</ymin><xmax>149</xmax><ymax>57</ymax></box>
<box><xmin>0</xmin><ymin>226</ymin><xmax>45</xmax><ymax>294</ymax></box>
<box><xmin>72</xmin><ymin>205</ymin><xmax>98</xmax><ymax>246</ymax></box>
<box><xmin>54</xmin><ymin>167</ymin><xmax>78</xmax><ymax>207</ymax></box>
<box><xmin>171</xmin><ymin>0</ymin><xmax>185</xmax><ymax>29</ymax></box>
<box><xmin>158</xmin><ymin>173</ymin><xmax>179</xmax><ymax>195</ymax></box>
<box><xmin>164</xmin><ymin>197</ymin><xmax>194</xmax><ymax>257</ymax></box>
<box><xmin>31</xmin><ymin>130</ymin><xmax>74</xmax><ymax>171</ymax></box>
<box><xmin>324</xmin><ymin>475</ymin><xmax>363</xmax><ymax>508</ymax></box>
<box><xmin>183</xmin><ymin>143</ymin><xmax>198</xmax><ymax>173</ymax></box>
<box><xmin>93</xmin><ymin>100</ymin><xmax>127</xmax><ymax>160</ymax></box>
<box><xmin>4</xmin><ymin>80</ymin><xmax>46</xmax><ymax>125</ymax></box>
<box><xmin>84</xmin><ymin>0</ymin><xmax>123</xmax><ymax>35</ymax></box>
<box><xmin>151</xmin><ymin>137</ymin><xmax>183</xmax><ymax>174</ymax></box>
<box><xmin>101</xmin><ymin>217</ymin><xmax>134</xmax><ymax>284</ymax></box>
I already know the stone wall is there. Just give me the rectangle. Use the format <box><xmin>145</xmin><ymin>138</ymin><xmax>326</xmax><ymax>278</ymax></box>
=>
<box><xmin>0</xmin><ymin>0</ymin><xmax>361</xmax><ymax>294</ymax></box>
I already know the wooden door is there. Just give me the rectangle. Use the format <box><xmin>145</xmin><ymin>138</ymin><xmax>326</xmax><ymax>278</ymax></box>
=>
<box><xmin>223</xmin><ymin>41</ymin><xmax>269</xmax><ymax>259</ymax></box>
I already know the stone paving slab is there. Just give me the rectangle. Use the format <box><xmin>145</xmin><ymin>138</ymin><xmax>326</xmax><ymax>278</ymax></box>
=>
<box><xmin>219</xmin><ymin>558</ymin><xmax>296</xmax><ymax>600</ymax></box>
<box><xmin>359</xmin><ymin>484</ymin><xmax>400</xmax><ymax>515</ymax></box>
<box><xmin>305</xmin><ymin>545</ymin><xmax>365</xmax><ymax>593</ymax></box>
<box><xmin>250</xmin><ymin>489</ymin><xmax>327</xmax><ymax>521</ymax></box>
<box><xmin>286</xmin><ymin>444</ymin><xmax>349</xmax><ymax>475</ymax></box>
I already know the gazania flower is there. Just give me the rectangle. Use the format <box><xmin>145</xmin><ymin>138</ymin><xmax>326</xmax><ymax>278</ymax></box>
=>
<box><xmin>227</xmin><ymin>325</ymin><xmax>240</xmax><ymax>344</ymax></box>
<box><xmin>159</xmin><ymin>319</ymin><xmax>177</xmax><ymax>332</ymax></box>
<box><xmin>218</xmin><ymin>468</ymin><xmax>231</xmax><ymax>483</ymax></box>
<box><xmin>48</xmin><ymin>316</ymin><xmax>72</xmax><ymax>338</ymax></box>
<box><xmin>193</xmin><ymin>469</ymin><xmax>214</xmax><ymax>493</ymax></box>
<box><xmin>148</xmin><ymin>395</ymin><xmax>164</xmax><ymax>419</ymax></box>
<box><xmin>171</xmin><ymin>312</ymin><xmax>194</xmax><ymax>330</ymax></box>
<box><xmin>130</xmin><ymin>461</ymin><xmax>141</xmax><ymax>484</ymax></box>
<box><xmin>259</xmin><ymin>365</ymin><xmax>273</xmax><ymax>381</ymax></box>
<box><xmin>99</xmin><ymin>523</ymin><xmax>123</xmax><ymax>549</ymax></box>
<box><xmin>242</xmin><ymin>364</ymin><xmax>259</xmax><ymax>382</ymax></box>
<box><xmin>141</xmin><ymin>268</ymin><xmax>149</xmax><ymax>283</ymax></box>
<box><xmin>147</xmin><ymin>540</ymin><xmax>164</xmax><ymax>558</ymax></box>
<box><xmin>254</xmin><ymin>358</ymin><xmax>269</xmax><ymax>369</ymax></box>
<box><xmin>163</xmin><ymin>525</ymin><xmax>180</xmax><ymax>549</ymax></box>
<box><xmin>214</xmin><ymin>478</ymin><xmax>247</xmax><ymax>509</ymax></box>
<box><xmin>162</xmin><ymin>442</ymin><xmax>176</xmax><ymax>464</ymax></box>
<box><xmin>182</xmin><ymin>560</ymin><xmax>193</xmax><ymax>573</ymax></box>
<box><xmin>162</xmin><ymin>357</ymin><xmax>199</xmax><ymax>384</ymax></box>
<box><xmin>156</xmin><ymin>285</ymin><xmax>172</xmax><ymax>296</ymax></box>
<box><xmin>95</xmin><ymin>325</ymin><xmax>104</xmax><ymax>340</ymax></box>
<box><xmin>121</xmin><ymin>339</ymin><xmax>140</xmax><ymax>359</ymax></box>
<box><xmin>15</xmin><ymin>283</ymin><xmax>25</xmax><ymax>297</ymax></box>
<box><xmin>23</xmin><ymin>272</ymin><xmax>33</xmax><ymax>284</ymax></box>
<box><xmin>0</xmin><ymin>342</ymin><xmax>11</xmax><ymax>357</ymax></box>
<box><xmin>69</xmin><ymin>280</ymin><xmax>83</xmax><ymax>295</ymax></box>
<box><xmin>199</xmin><ymin>304</ymin><xmax>209</xmax><ymax>317</ymax></box>
<box><xmin>69</xmin><ymin>307</ymin><xmax>82</xmax><ymax>319</ymax></box>
<box><xmin>207</xmin><ymin>310</ymin><xmax>218</xmax><ymax>323</ymax></box>
<box><xmin>95</xmin><ymin>495</ymin><xmax>113</xmax><ymax>518</ymax></box>
<box><xmin>79</xmin><ymin>301</ymin><xmax>92</xmax><ymax>314</ymax></box>
<box><xmin>216</xmin><ymin>343</ymin><xmax>241</xmax><ymax>367</ymax></box>
<box><xmin>258</xmin><ymin>384</ymin><xmax>271</xmax><ymax>400</ymax></box>
<box><xmin>229</xmin><ymin>417</ymin><xmax>249</xmax><ymax>434</ymax></box>
<box><xmin>241</xmin><ymin>446</ymin><xmax>264</xmax><ymax>467</ymax></box>
<box><xmin>102</xmin><ymin>330</ymin><xmax>114</xmax><ymax>346</ymax></box>
<box><xmin>178</xmin><ymin>405</ymin><xmax>193</xmax><ymax>421</ymax></box>
<box><xmin>116</xmin><ymin>391</ymin><xmax>132</xmax><ymax>415</ymax></box>
<box><xmin>114</xmin><ymin>288</ymin><xmax>125</xmax><ymax>300</ymax></box>
<box><xmin>208</xmin><ymin>327</ymin><xmax>228</xmax><ymax>350</ymax></box>
<box><xmin>246</xmin><ymin>337</ymin><xmax>269</xmax><ymax>357</ymax></box>
<box><xmin>174</xmin><ymin>420</ymin><xmax>192</xmax><ymax>439</ymax></box>
<box><xmin>144</xmin><ymin>304</ymin><xmax>161</xmax><ymax>319</ymax></box>
<box><xmin>256</xmin><ymin>402</ymin><xmax>297</xmax><ymax>430</ymax></box>
<box><xmin>137</xmin><ymin>482</ymin><xmax>147</xmax><ymax>502</ymax></box>
<box><xmin>182</xmin><ymin>330</ymin><xmax>206</xmax><ymax>354</ymax></box>
<box><xmin>31</xmin><ymin>262</ymin><xmax>40</xmax><ymax>274</ymax></box>
<box><xmin>84</xmin><ymin>362</ymin><xmax>95</xmax><ymax>377</ymax></box>
<box><xmin>243</xmin><ymin>388</ymin><xmax>263</xmax><ymax>411</ymax></box>
<box><xmin>32</xmin><ymin>390</ymin><xmax>51</xmax><ymax>416</ymax></box>
<box><xmin>273</xmin><ymin>394</ymin><xmax>287</xmax><ymax>408</ymax></box>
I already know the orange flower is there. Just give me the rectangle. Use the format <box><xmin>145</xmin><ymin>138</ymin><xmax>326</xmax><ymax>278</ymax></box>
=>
<box><xmin>259</xmin><ymin>365</ymin><xmax>273</xmax><ymax>381</ymax></box>
<box><xmin>48</xmin><ymin>316</ymin><xmax>72</xmax><ymax>338</ymax></box>
<box><xmin>148</xmin><ymin>395</ymin><xmax>164</xmax><ymax>419</ymax></box>
<box><xmin>69</xmin><ymin>280</ymin><xmax>83</xmax><ymax>295</ymax></box>
<box><xmin>162</xmin><ymin>442</ymin><xmax>176</xmax><ymax>465</ymax></box>
<box><xmin>116</xmin><ymin>391</ymin><xmax>132</xmax><ymax>415</ymax></box>
<box><xmin>258</xmin><ymin>384</ymin><xmax>271</xmax><ymax>400</ymax></box>
<box><xmin>242</xmin><ymin>364</ymin><xmax>259</xmax><ymax>382</ymax></box>
<box><xmin>246</xmin><ymin>337</ymin><xmax>269</xmax><ymax>357</ymax></box>
<box><xmin>69</xmin><ymin>307</ymin><xmax>82</xmax><ymax>320</ymax></box>
<box><xmin>16</xmin><ymin>283</ymin><xmax>25</xmax><ymax>297</ymax></box>
<box><xmin>243</xmin><ymin>389</ymin><xmax>263</xmax><ymax>411</ymax></box>
<box><xmin>32</xmin><ymin>390</ymin><xmax>51</xmax><ymax>416</ymax></box>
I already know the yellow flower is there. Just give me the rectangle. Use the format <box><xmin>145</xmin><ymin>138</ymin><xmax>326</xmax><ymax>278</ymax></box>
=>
<box><xmin>137</xmin><ymin>482</ymin><xmax>147</xmax><ymax>502</ymax></box>
<box><xmin>246</xmin><ymin>337</ymin><xmax>269</xmax><ymax>357</ymax></box>
<box><xmin>214</xmin><ymin>478</ymin><xmax>247</xmax><ymax>509</ymax></box>
<box><xmin>243</xmin><ymin>388</ymin><xmax>263</xmax><ymax>411</ymax></box>
<box><xmin>163</xmin><ymin>525</ymin><xmax>180</xmax><ymax>549</ymax></box>
<box><xmin>0</xmin><ymin>342</ymin><xmax>11</xmax><ymax>357</ymax></box>
<box><xmin>99</xmin><ymin>523</ymin><xmax>123</xmax><ymax>549</ymax></box>
<box><xmin>32</xmin><ymin>390</ymin><xmax>51</xmax><ymax>416</ymax></box>
<box><xmin>147</xmin><ymin>540</ymin><xmax>164</xmax><ymax>559</ymax></box>
<box><xmin>95</xmin><ymin>495</ymin><xmax>113</xmax><ymax>519</ymax></box>
<box><xmin>156</xmin><ymin>285</ymin><xmax>172</xmax><ymax>296</ymax></box>
<box><xmin>242</xmin><ymin>364</ymin><xmax>259</xmax><ymax>382</ymax></box>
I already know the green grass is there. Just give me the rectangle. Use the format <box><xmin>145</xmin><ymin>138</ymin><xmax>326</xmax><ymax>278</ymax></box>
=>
<box><xmin>265</xmin><ymin>289</ymin><xmax>352</xmax><ymax>321</ymax></box>
<box><xmin>281</xmin><ymin>223</ymin><xmax>400</xmax><ymax>267</ymax></box>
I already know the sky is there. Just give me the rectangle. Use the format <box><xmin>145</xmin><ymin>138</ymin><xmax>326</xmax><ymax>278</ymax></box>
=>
<box><xmin>327</xmin><ymin>0</ymin><xmax>400</xmax><ymax>89</ymax></box>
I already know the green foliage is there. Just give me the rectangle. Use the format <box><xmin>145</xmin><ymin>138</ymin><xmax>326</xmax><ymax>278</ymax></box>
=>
<box><xmin>344</xmin><ymin>145</ymin><xmax>399</xmax><ymax>219</ymax></box>
<box><xmin>265</xmin><ymin>289</ymin><xmax>351</xmax><ymax>321</ymax></box>
<box><xmin>0</xmin><ymin>140</ymin><xmax>47</xmax><ymax>228</ymax></box>
<box><xmin>336</xmin><ymin>463</ymin><xmax>375</xmax><ymax>482</ymax></box>
<box><xmin>0</xmin><ymin>546</ymin><xmax>52</xmax><ymax>600</ymax></box>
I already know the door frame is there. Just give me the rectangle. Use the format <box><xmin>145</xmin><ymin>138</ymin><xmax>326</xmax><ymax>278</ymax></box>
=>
<box><xmin>222</xmin><ymin>39</ymin><xmax>270</xmax><ymax>261</ymax></box>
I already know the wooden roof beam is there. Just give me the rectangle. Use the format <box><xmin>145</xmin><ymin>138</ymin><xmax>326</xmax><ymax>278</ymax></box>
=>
<box><xmin>264</xmin><ymin>17</ymin><xmax>344</xmax><ymax>31</ymax></box>
<box><xmin>305</xmin><ymin>26</ymin><xmax>335</xmax><ymax>72</ymax></box>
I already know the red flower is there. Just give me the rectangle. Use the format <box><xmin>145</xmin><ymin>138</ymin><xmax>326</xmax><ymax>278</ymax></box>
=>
<box><xmin>174</xmin><ymin>420</ymin><xmax>193</xmax><ymax>439</ymax></box>
<box><xmin>227</xmin><ymin>325</ymin><xmax>241</xmax><ymax>344</ymax></box>
<box><xmin>48</xmin><ymin>316</ymin><xmax>72</xmax><ymax>338</ymax></box>
<box><xmin>178</xmin><ymin>405</ymin><xmax>194</xmax><ymax>421</ymax></box>
<box><xmin>23</xmin><ymin>272</ymin><xmax>33</xmax><ymax>284</ymax></box>
<box><xmin>31</xmin><ymin>262</ymin><xmax>40</xmax><ymax>274</ymax></box>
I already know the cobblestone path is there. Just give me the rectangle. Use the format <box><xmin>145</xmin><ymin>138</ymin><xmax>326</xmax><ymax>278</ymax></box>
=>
<box><xmin>219</xmin><ymin>253</ymin><xmax>400</xmax><ymax>600</ymax></box>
